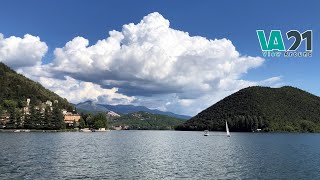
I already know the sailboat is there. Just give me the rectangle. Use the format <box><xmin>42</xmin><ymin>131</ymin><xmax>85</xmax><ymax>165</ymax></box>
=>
<box><xmin>226</xmin><ymin>121</ymin><xmax>231</xmax><ymax>137</ymax></box>
<box><xmin>204</xmin><ymin>130</ymin><xmax>209</xmax><ymax>136</ymax></box>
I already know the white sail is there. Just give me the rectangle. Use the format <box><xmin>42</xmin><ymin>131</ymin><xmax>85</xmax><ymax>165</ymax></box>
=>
<box><xmin>204</xmin><ymin>130</ymin><xmax>209</xmax><ymax>136</ymax></box>
<box><xmin>226</xmin><ymin>121</ymin><xmax>230</xmax><ymax>137</ymax></box>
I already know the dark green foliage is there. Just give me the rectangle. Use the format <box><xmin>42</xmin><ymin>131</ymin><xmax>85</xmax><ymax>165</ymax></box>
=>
<box><xmin>176</xmin><ymin>86</ymin><xmax>320</xmax><ymax>132</ymax></box>
<box><xmin>33</xmin><ymin>108</ymin><xmax>43</xmax><ymax>129</ymax></box>
<box><xmin>80</xmin><ymin>113</ymin><xmax>108</xmax><ymax>129</ymax></box>
<box><xmin>80</xmin><ymin>113</ymin><xmax>90</xmax><ymax>128</ymax></box>
<box><xmin>0</xmin><ymin>105</ymin><xmax>3</xmax><ymax>115</ymax></box>
<box><xmin>23</xmin><ymin>105</ymin><xmax>65</xmax><ymax>130</ymax></box>
<box><xmin>24</xmin><ymin>105</ymin><xmax>35</xmax><ymax>129</ymax></box>
<box><xmin>0</xmin><ymin>62</ymin><xmax>74</xmax><ymax>130</ymax></box>
<box><xmin>52</xmin><ymin>104</ymin><xmax>65</xmax><ymax>130</ymax></box>
<box><xmin>82</xmin><ymin>113</ymin><xmax>93</xmax><ymax>128</ymax></box>
<box><xmin>5</xmin><ymin>106</ymin><xmax>23</xmax><ymax>129</ymax></box>
<box><xmin>15</xmin><ymin>109</ymin><xmax>23</xmax><ymax>128</ymax></box>
<box><xmin>4</xmin><ymin>100</ymin><xmax>17</xmax><ymax>129</ymax></box>
<box><xmin>6</xmin><ymin>108</ymin><xmax>16</xmax><ymax>129</ymax></box>
<box><xmin>93</xmin><ymin>113</ymin><xmax>107</xmax><ymax>129</ymax></box>
<box><xmin>79</xmin><ymin>117</ymin><xmax>86</xmax><ymax>129</ymax></box>
<box><xmin>109</xmin><ymin>111</ymin><xmax>184</xmax><ymax>130</ymax></box>
<box><xmin>0</xmin><ymin>62</ymin><xmax>72</xmax><ymax>110</ymax></box>
<box><xmin>44</xmin><ymin>107</ymin><xmax>53</xmax><ymax>130</ymax></box>
<box><xmin>3</xmin><ymin>100</ymin><xmax>17</xmax><ymax>109</ymax></box>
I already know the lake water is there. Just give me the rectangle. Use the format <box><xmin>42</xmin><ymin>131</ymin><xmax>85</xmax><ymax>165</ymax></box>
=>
<box><xmin>0</xmin><ymin>131</ymin><xmax>320</xmax><ymax>179</ymax></box>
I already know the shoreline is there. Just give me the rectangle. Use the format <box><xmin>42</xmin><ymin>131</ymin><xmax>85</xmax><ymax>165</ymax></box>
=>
<box><xmin>0</xmin><ymin>129</ymin><xmax>319</xmax><ymax>133</ymax></box>
<box><xmin>0</xmin><ymin>129</ymin><xmax>79</xmax><ymax>132</ymax></box>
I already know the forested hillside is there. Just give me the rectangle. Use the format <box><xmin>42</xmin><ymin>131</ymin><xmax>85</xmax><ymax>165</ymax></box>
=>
<box><xmin>109</xmin><ymin>111</ymin><xmax>184</xmax><ymax>130</ymax></box>
<box><xmin>0</xmin><ymin>62</ymin><xmax>72</xmax><ymax>110</ymax></box>
<box><xmin>176</xmin><ymin>86</ymin><xmax>320</xmax><ymax>132</ymax></box>
<box><xmin>0</xmin><ymin>62</ymin><xmax>74</xmax><ymax>130</ymax></box>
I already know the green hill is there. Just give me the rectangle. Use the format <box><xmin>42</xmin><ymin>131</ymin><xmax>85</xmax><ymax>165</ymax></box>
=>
<box><xmin>0</xmin><ymin>62</ymin><xmax>72</xmax><ymax>110</ymax></box>
<box><xmin>176</xmin><ymin>86</ymin><xmax>320</xmax><ymax>132</ymax></box>
<box><xmin>109</xmin><ymin>111</ymin><xmax>184</xmax><ymax>130</ymax></box>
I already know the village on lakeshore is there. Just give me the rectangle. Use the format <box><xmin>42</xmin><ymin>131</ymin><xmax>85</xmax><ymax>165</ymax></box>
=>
<box><xmin>0</xmin><ymin>98</ymin><xmax>110</xmax><ymax>132</ymax></box>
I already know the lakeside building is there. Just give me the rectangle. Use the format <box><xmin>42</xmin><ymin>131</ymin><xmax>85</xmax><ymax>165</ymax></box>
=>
<box><xmin>112</xmin><ymin>125</ymin><xmax>129</xmax><ymax>130</ymax></box>
<box><xmin>0</xmin><ymin>98</ymin><xmax>80</xmax><ymax>128</ymax></box>
<box><xmin>64</xmin><ymin>112</ymin><xmax>81</xmax><ymax>127</ymax></box>
<box><xmin>0</xmin><ymin>112</ymin><xmax>9</xmax><ymax>127</ymax></box>
<box><xmin>107</xmin><ymin>111</ymin><xmax>120</xmax><ymax>117</ymax></box>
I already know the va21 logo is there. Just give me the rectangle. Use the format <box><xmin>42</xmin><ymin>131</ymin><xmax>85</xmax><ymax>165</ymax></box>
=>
<box><xmin>256</xmin><ymin>30</ymin><xmax>312</xmax><ymax>57</ymax></box>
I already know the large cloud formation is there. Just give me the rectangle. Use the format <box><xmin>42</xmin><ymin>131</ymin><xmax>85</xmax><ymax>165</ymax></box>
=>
<box><xmin>0</xmin><ymin>34</ymin><xmax>48</xmax><ymax>68</ymax></box>
<box><xmin>37</xmin><ymin>76</ymin><xmax>135</xmax><ymax>105</ymax></box>
<box><xmin>48</xmin><ymin>12</ymin><xmax>264</xmax><ymax>98</ymax></box>
<box><xmin>0</xmin><ymin>12</ymin><xmax>281</xmax><ymax>115</ymax></box>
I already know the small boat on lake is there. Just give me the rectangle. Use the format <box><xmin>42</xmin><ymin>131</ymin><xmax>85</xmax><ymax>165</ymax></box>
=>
<box><xmin>80</xmin><ymin>128</ymin><xmax>92</xmax><ymax>132</ymax></box>
<box><xmin>204</xmin><ymin>130</ymin><xmax>209</xmax><ymax>136</ymax></box>
<box><xmin>226</xmin><ymin>121</ymin><xmax>230</xmax><ymax>137</ymax></box>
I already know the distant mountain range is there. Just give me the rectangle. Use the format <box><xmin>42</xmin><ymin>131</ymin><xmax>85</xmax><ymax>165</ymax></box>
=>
<box><xmin>176</xmin><ymin>86</ymin><xmax>320</xmax><ymax>132</ymax></box>
<box><xmin>76</xmin><ymin>100</ymin><xmax>191</xmax><ymax>119</ymax></box>
<box><xmin>109</xmin><ymin>111</ymin><xmax>184</xmax><ymax>130</ymax></box>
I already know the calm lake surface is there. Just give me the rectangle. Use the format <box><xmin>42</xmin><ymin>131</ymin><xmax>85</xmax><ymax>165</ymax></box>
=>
<box><xmin>0</xmin><ymin>131</ymin><xmax>320</xmax><ymax>179</ymax></box>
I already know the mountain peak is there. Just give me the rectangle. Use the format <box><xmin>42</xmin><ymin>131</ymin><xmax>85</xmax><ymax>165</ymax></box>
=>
<box><xmin>76</xmin><ymin>102</ymin><xmax>191</xmax><ymax>119</ymax></box>
<box><xmin>176</xmin><ymin>86</ymin><xmax>320</xmax><ymax>132</ymax></box>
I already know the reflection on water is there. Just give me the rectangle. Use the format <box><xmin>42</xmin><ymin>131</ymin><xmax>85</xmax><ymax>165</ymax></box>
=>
<box><xmin>0</xmin><ymin>131</ymin><xmax>320</xmax><ymax>179</ymax></box>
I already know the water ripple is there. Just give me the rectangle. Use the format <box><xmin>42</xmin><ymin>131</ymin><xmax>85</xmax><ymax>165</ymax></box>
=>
<box><xmin>0</xmin><ymin>131</ymin><xmax>320</xmax><ymax>179</ymax></box>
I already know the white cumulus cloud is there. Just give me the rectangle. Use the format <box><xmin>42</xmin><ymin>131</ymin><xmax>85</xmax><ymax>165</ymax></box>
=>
<box><xmin>0</xmin><ymin>34</ymin><xmax>48</xmax><ymax>68</ymax></box>
<box><xmin>37</xmin><ymin>76</ymin><xmax>135</xmax><ymax>105</ymax></box>
<box><xmin>47</xmin><ymin>12</ymin><xmax>265</xmax><ymax>99</ymax></box>
<box><xmin>0</xmin><ymin>12</ymin><xmax>282</xmax><ymax>115</ymax></box>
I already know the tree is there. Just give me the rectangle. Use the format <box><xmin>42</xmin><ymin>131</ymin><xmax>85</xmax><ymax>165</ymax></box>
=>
<box><xmin>93</xmin><ymin>120</ymin><xmax>104</xmax><ymax>129</ymax></box>
<box><xmin>44</xmin><ymin>106</ymin><xmax>52</xmax><ymax>130</ymax></box>
<box><xmin>0</xmin><ymin>105</ymin><xmax>3</xmax><ymax>115</ymax></box>
<box><xmin>300</xmin><ymin>120</ymin><xmax>315</xmax><ymax>132</ymax></box>
<box><xmin>253</xmin><ymin>116</ymin><xmax>258</xmax><ymax>130</ymax></box>
<box><xmin>15</xmin><ymin>108</ymin><xmax>23</xmax><ymax>129</ymax></box>
<box><xmin>52</xmin><ymin>104</ymin><xmax>65</xmax><ymax>130</ymax></box>
<box><xmin>93</xmin><ymin>113</ymin><xmax>108</xmax><ymax>129</ymax></box>
<box><xmin>85</xmin><ymin>114</ymin><xmax>94</xmax><ymax>128</ymax></box>
<box><xmin>72</xmin><ymin>120</ymin><xmax>77</xmax><ymax>128</ymax></box>
<box><xmin>81</xmin><ymin>113</ymin><xmax>91</xmax><ymax>126</ymax></box>
<box><xmin>24</xmin><ymin>105</ymin><xmax>35</xmax><ymax>129</ymax></box>
<box><xmin>66</xmin><ymin>106</ymin><xmax>74</xmax><ymax>113</ymax></box>
<box><xmin>0</xmin><ymin>105</ymin><xmax>4</xmax><ymax>126</ymax></box>
<box><xmin>4</xmin><ymin>100</ymin><xmax>17</xmax><ymax>129</ymax></box>
<box><xmin>18</xmin><ymin>100</ymin><xmax>26</xmax><ymax>109</ymax></box>
<box><xmin>3</xmin><ymin>100</ymin><xmax>17</xmax><ymax>110</ymax></box>
<box><xmin>34</xmin><ymin>107</ymin><xmax>43</xmax><ymax>129</ymax></box>
<box><xmin>6</xmin><ymin>108</ymin><xmax>16</xmax><ymax>129</ymax></box>
<box><xmin>79</xmin><ymin>117</ymin><xmax>86</xmax><ymax>129</ymax></box>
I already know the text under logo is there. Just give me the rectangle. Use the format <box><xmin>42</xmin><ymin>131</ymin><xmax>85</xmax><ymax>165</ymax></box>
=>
<box><xmin>256</xmin><ymin>30</ymin><xmax>312</xmax><ymax>58</ymax></box>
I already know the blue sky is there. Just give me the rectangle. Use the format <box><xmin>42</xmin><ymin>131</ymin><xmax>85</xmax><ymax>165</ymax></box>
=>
<box><xmin>0</xmin><ymin>0</ymin><xmax>319</xmax><ymax>115</ymax></box>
